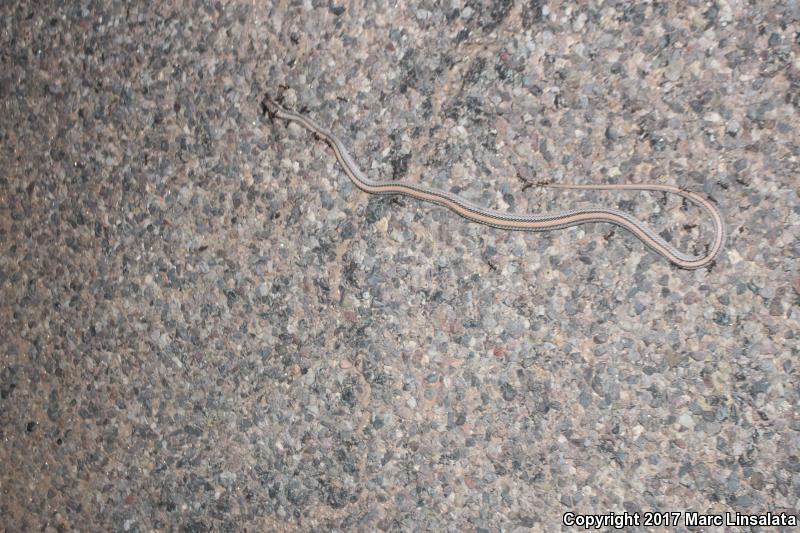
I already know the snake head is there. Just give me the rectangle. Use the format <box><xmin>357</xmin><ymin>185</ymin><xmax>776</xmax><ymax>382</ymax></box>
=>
<box><xmin>261</xmin><ymin>94</ymin><xmax>281</xmax><ymax>121</ymax></box>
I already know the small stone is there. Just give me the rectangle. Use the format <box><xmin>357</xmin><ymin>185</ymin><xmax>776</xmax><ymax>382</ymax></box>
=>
<box><xmin>689</xmin><ymin>351</ymin><xmax>705</xmax><ymax>362</ymax></box>
<box><xmin>501</xmin><ymin>382</ymin><xmax>517</xmax><ymax>401</ymax></box>
<box><xmin>665</xmin><ymin>58</ymin><xmax>683</xmax><ymax>81</ymax></box>
<box><xmin>578</xmin><ymin>390</ymin><xmax>591</xmax><ymax>407</ymax></box>
<box><xmin>713</xmin><ymin>311</ymin><xmax>731</xmax><ymax>326</ymax></box>
<box><xmin>749</xmin><ymin>471</ymin><xmax>765</xmax><ymax>490</ymax></box>
<box><xmin>650</xmin><ymin>136</ymin><xmax>666</xmax><ymax>152</ymax></box>
<box><xmin>678</xmin><ymin>413</ymin><xmax>695</xmax><ymax>430</ymax></box>
<box><xmin>524</xmin><ymin>79</ymin><xmax>543</xmax><ymax>95</ymax></box>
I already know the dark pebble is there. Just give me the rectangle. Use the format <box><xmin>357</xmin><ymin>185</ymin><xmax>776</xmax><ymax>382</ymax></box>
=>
<box><xmin>501</xmin><ymin>382</ymin><xmax>517</xmax><ymax>401</ymax></box>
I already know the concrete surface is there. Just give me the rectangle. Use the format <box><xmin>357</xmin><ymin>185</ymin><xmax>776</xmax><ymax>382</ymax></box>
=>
<box><xmin>1</xmin><ymin>1</ymin><xmax>798</xmax><ymax>531</ymax></box>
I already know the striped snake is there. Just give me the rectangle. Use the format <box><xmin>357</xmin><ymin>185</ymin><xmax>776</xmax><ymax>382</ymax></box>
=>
<box><xmin>262</xmin><ymin>95</ymin><xmax>725</xmax><ymax>270</ymax></box>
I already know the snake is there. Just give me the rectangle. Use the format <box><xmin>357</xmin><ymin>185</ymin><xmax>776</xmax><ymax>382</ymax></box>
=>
<box><xmin>262</xmin><ymin>95</ymin><xmax>725</xmax><ymax>270</ymax></box>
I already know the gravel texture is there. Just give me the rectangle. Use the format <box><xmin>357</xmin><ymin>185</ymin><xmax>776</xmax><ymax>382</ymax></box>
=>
<box><xmin>1</xmin><ymin>1</ymin><xmax>799</xmax><ymax>531</ymax></box>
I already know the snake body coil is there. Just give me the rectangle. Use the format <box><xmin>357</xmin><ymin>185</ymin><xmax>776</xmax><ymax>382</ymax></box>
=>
<box><xmin>263</xmin><ymin>96</ymin><xmax>725</xmax><ymax>270</ymax></box>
